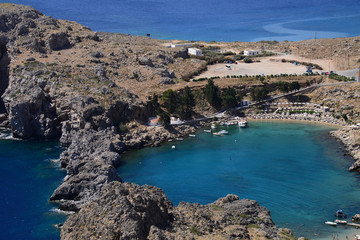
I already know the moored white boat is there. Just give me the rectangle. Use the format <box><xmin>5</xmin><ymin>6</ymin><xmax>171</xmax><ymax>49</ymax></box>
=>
<box><xmin>325</xmin><ymin>221</ymin><xmax>337</xmax><ymax>226</ymax></box>
<box><xmin>218</xmin><ymin>130</ymin><xmax>228</xmax><ymax>134</ymax></box>
<box><xmin>204</xmin><ymin>129</ymin><xmax>211</xmax><ymax>133</ymax></box>
<box><xmin>334</xmin><ymin>219</ymin><xmax>347</xmax><ymax>224</ymax></box>
<box><xmin>238</xmin><ymin>118</ymin><xmax>248</xmax><ymax>128</ymax></box>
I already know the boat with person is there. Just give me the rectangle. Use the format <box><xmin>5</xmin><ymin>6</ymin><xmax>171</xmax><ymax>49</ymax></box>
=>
<box><xmin>335</xmin><ymin>210</ymin><xmax>347</xmax><ymax>218</ymax></box>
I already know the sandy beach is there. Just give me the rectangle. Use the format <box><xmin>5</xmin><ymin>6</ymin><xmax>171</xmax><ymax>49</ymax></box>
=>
<box><xmin>247</xmin><ymin>118</ymin><xmax>342</xmax><ymax>128</ymax></box>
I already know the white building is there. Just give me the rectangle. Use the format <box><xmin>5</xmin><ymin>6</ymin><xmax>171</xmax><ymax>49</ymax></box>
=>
<box><xmin>188</xmin><ymin>47</ymin><xmax>203</xmax><ymax>56</ymax></box>
<box><xmin>170</xmin><ymin>43</ymin><xmax>193</xmax><ymax>48</ymax></box>
<box><xmin>244</xmin><ymin>50</ymin><xmax>261</xmax><ymax>56</ymax></box>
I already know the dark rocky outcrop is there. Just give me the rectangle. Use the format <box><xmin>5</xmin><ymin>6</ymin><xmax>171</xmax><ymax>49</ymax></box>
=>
<box><xmin>2</xmin><ymin>64</ymin><xmax>60</xmax><ymax>138</ymax></box>
<box><xmin>47</xmin><ymin>32</ymin><xmax>71</xmax><ymax>51</ymax></box>
<box><xmin>51</xmin><ymin>128</ymin><xmax>124</xmax><ymax>211</ymax></box>
<box><xmin>61</xmin><ymin>185</ymin><xmax>288</xmax><ymax>240</ymax></box>
<box><xmin>331</xmin><ymin>127</ymin><xmax>360</xmax><ymax>171</ymax></box>
<box><xmin>61</xmin><ymin>182</ymin><xmax>173</xmax><ymax>240</ymax></box>
<box><xmin>0</xmin><ymin>37</ymin><xmax>10</xmax><ymax>113</ymax></box>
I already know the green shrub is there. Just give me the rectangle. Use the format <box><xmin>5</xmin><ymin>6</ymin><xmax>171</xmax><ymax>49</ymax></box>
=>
<box><xmin>243</xmin><ymin>57</ymin><xmax>253</xmax><ymax>63</ymax></box>
<box><xmin>190</xmin><ymin>225</ymin><xmax>202</xmax><ymax>236</ymax></box>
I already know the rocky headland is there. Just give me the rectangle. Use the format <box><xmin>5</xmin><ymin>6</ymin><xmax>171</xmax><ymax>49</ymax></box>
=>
<box><xmin>1</xmin><ymin>3</ymin><xmax>360</xmax><ymax>240</ymax></box>
<box><xmin>61</xmin><ymin>182</ymin><xmax>290</xmax><ymax>240</ymax></box>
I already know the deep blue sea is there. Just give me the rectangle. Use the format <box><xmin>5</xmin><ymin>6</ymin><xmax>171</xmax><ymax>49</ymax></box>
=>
<box><xmin>0</xmin><ymin>134</ymin><xmax>66</xmax><ymax>240</ymax></box>
<box><xmin>119</xmin><ymin>121</ymin><xmax>360</xmax><ymax>239</ymax></box>
<box><xmin>3</xmin><ymin>0</ymin><xmax>360</xmax><ymax>42</ymax></box>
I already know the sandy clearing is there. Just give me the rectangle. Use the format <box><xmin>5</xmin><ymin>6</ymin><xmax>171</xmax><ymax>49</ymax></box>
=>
<box><xmin>195</xmin><ymin>54</ymin><xmax>336</xmax><ymax>79</ymax></box>
<box><xmin>196</xmin><ymin>57</ymin><xmax>308</xmax><ymax>78</ymax></box>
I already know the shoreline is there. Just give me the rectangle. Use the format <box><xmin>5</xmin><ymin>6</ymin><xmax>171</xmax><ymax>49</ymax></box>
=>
<box><xmin>246</xmin><ymin>117</ymin><xmax>342</xmax><ymax>128</ymax></box>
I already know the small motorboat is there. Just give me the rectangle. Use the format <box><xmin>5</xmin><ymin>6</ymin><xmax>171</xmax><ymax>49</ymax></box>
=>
<box><xmin>354</xmin><ymin>234</ymin><xmax>360</xmax><ymax>240</ymax></box>
<box><xmin>176</xmin><ymin>138</ymin><xmax>183</xmax><ymax>141</ymax></box>
<box><xmin>335</xmin><ymin>210</ymin><xmax>347</xmax><ymax>218</ymax></box>
<box><xmin>213</xmin><ymin>132</ymin><xmax>221</xmax><ymax>136</ymax></box>
<box><xmin>211</xmin><ymin>124</ymin><xmax>216</xmax><ymax>129</ymax></box>
<box><xmin>238</xmin><ymin>119</ymin><xmax>248</xmax><ymax>127</ymax></box>
<box><xmin>189</xmin><ymin>134</ymin><xmax>196</xmax><ymax>137</ymax></box>
<box><xmin>325</xmin><ymin>221</ymin><xmax>337</xmax><ymax>226</ymax></box>
<box><xmin>334</xmin><ymin>219</ymin><xmax>347</xmax><ymax>224</ymax></box>
<box><xmin>218</xmin><ymin>130</ymin><xmax>228</xmax><ymax>134</ymax></box>
<box><xmin>204</xmin><ymin>129</ymin><xmax>211</xmax><ymax>133</ymax></box>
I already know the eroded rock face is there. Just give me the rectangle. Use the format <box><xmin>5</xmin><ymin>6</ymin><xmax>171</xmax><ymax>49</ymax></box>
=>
<box><xmin>0</xmin><ymin>37</ymin><xmax>10</xmax><ymax>113</ymax></box>
<box><xmin>51</xmin><ymin>128</ymin><xmax>124</xmax><ymax>211</ymax></box>
<box><xmin>61</xmin><ymin>182</ymin><xmax>173</xmax><ymax>240</ymax></box>
<box><xmin>3</xmin><ymin>69</ymin><xmax>59</xmax><ymax>138</ymax></box>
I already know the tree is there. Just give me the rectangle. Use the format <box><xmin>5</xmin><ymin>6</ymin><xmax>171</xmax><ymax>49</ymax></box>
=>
<box><xmin>161</xmin><ymin>89</ymin><xmax>178</xmax><ymax>114</ymax></box>
<box><xmin>159</xmin><ymin>111</ymin><xmax>170</xmax><ymax>128</ymax></box>
<box><xmin>289</xmin><ymin>81</ymin><xmax>300</xmax><ymax>91</ymax></box>
<box><xmin>204</xmin><ymin>79</ymin><xmax>221</xmax><ymax>108</ymax></box>
<box><xmin>151</xmin><ymin>93</ymin><xmax>161</xmax><ymax>114</ymax></box>
<box><xmin>250</xmin><ymin>87</ymin><xmax>268</xmax><ymax>102</ymax></box>
<box><xmin>180</xmin><ymin>86</ymin><xmax>195</xmax><ymax>119</ymax></box>
<box><xmin>221</xmin><ymin>87</ymin><xmax>237</xmax><ymax>108</ymax></box>
<box><xmin>277</xmin><ymin>81</ymin><xmax>289</xmax><ymax>93</ymax></box>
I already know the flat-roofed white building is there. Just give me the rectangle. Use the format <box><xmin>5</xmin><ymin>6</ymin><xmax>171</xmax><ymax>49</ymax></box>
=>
<box><xmin>244</xmin><ymin>49</ymin><xmax>261</xmax><ymax>56</ymax></box>
<box><xmin>188</xmin><ymin>47</ymin><xmax>203</xmax><ymax>56</ymax></box>
<box><xmin>170</xmin><ymin>43</ymin><xmax>193</xmax><ymax>48</ymax></box>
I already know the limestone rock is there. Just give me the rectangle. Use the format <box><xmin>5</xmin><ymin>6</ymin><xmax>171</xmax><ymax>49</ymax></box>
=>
<box><xmin>139</xmin><ymin>56</ymin><xmax>154</xmax><ymax>67</ymax></box>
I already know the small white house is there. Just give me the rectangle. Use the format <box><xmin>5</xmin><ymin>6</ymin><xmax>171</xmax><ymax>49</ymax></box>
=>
<box><xmin>244</xmin><ymin>50</ymin><xmax>261</xmax><ymax>56</ymax></box>
<box><xmin>188</xmin><ymin>47</ymin><xmax>203</xmax><ymax>56</ymax></box>
<box><xmin>170</xmin><ymin>43</ymin><xmax>193</xmax><ymax>48</ymax></box>
<box><xmin>241</xmin><ymin>100</ymin><xmax>250</xmax><ymax>106</ymax></box>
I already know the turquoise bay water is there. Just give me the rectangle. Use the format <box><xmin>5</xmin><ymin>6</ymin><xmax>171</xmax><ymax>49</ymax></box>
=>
<box><xmin>4</xmin><ymin>0</ymin><xmax>360</xmax><ymax>42</ymax></box>
<box><xmin>0</xmin><ymin>135</ymin><xmax>65</xmax><ymax>240</ymax></box>
<box><xmin>119</xmin><ymin>122</ymin><xmax>360</xmax><ymax>239</ymax></box>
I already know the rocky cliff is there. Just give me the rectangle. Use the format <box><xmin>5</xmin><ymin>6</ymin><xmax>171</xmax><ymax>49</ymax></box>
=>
<box><xmin>331</xmin><ymin>127</ymin><xmax>360</xmax><ymax>171</ymax></box>
<box><xmin>0</xmin><ymin>36</ymin><xmax>10</xmax><ymax>113</ymax></box>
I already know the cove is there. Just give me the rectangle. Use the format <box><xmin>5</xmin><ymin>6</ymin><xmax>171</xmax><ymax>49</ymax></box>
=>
<box><xmin>119</xmin><ymin>121</ymin><xmax>360</xmax><ymax>239</ymax></box>
<box><xmin>0</xmin><ymin>134</ymin><xmax>66</xmax><ymax>240</ymax></box>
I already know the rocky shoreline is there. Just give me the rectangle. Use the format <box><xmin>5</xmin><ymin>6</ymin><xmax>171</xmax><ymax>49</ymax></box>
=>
<box><xmin>330</xmin><ymin>126</ymin><xmax>360</xmax><ymax>172</ymax></box>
